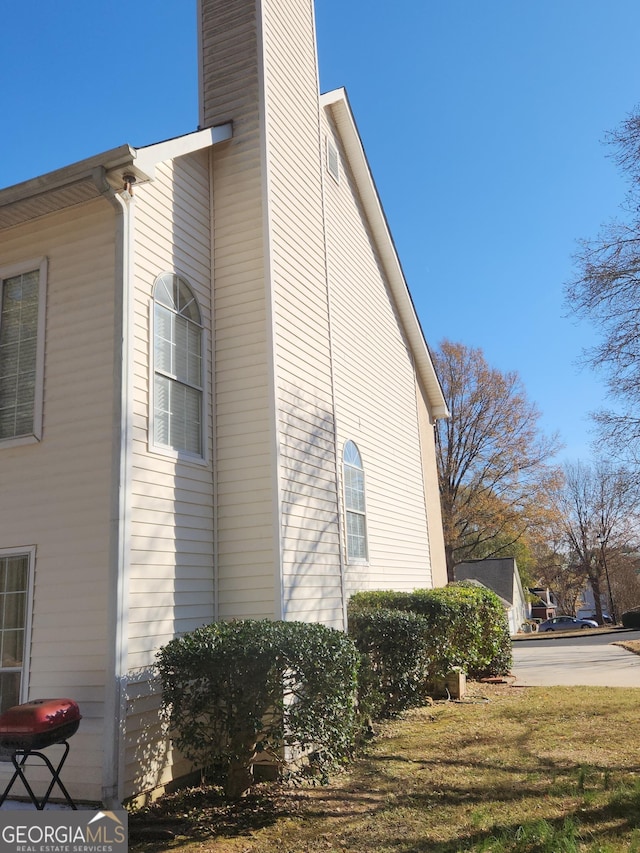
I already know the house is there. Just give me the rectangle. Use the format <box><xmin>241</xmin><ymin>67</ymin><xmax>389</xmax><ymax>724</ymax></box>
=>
<box><xmin>454</xmin><ymin>558</ymin><xmax>529</xmax><ymax>635</ymax></box>
<box><xmin>576</xmin><ymin>584</ymin><xmax>612</xmax><ymax>623</ymax></box>
<box><xmin>529</xmin><ymin>587</ymin><xmax>557</xmax><ymax>622</ymax></box>
<box><xmin>0</xmin><ymin>0</ymin><xmax>449</xmax><ymax>806</ymax></box>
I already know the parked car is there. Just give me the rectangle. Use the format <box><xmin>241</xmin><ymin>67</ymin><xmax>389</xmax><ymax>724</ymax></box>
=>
<box><xmin>585</xmin><ymin>613</ymin><xmax>613</xmax><ymax>625</ymax></box>
<box><xmin>538</xmin><ymin>616</ymin><xmax>598</xmax><ymax>632</ymax></box>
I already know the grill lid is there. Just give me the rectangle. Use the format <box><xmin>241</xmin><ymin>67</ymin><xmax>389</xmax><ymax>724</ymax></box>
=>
<box><xmin>0</xmin><ymin>699</ymin><xmax>81</xmax><ymax>736</ymax></box>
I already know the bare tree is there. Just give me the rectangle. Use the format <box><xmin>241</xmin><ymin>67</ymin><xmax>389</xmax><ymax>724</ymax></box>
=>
<box><xmin>556</xmin><ymin>459</ymin><xmax>640</xmax><ymax>623</ymax></box>
<box><xmin>433</xmin><ymin>340</ymin><xmax>562</xmax><ymax>581</ymax></box>
<box><xmin>567</xmin><ymin>108</ymin><xmax>640</xmax><ymax>459</ymax></box>
<box><xmin>530</xmin><ymin>539</ymin><xmax>585</xmax><ymax>617</ymax></box>
<box><xmin>606</xmin><ymin>547</ymin><xmax>640</xmax><ymax>617</ymax></box>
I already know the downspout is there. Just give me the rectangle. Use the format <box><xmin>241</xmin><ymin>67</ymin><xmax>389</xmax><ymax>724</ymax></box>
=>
<box><xmin>209</xmin><ymin>148</ymin><xmax>220</xmax><ymax>621</ymax></box>
<box><xmin>93</xmin><ymin>167</ymin><xmax>133</xmax><ymax>808</ymax></box>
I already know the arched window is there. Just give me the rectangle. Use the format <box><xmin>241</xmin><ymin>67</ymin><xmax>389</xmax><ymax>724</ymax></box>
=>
<box><xmin>343</xmin><ymin>440</ymin><xmax>368</xmax><ymax>562</ymax></box>
<box><xmin>153</xmin><ymin>272</ymin><xmax>203</xmax><ymax>456</ymax></box>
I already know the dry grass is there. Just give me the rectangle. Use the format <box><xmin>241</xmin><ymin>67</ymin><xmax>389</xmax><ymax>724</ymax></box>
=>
<box><xmin>614</xmin><ymin>639</ymin><xmax>640</xmax><ymax>656</ymax></box>
<box><xmin>130</xmin><ymin>683</ymin><xmax>640</xmax><ymax>852</ymax></box>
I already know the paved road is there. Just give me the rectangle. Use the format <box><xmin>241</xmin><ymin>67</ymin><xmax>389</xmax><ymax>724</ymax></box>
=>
<box><xmin>512</xmin><ymin>629</ymin><xmax>640</xmax><ymax>687</ymax></box>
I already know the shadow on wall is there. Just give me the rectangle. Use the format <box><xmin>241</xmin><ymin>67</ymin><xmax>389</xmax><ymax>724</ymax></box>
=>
<box><xmin>125</xmin><ymin>667</ymin><xmax>172</xmax><ymax>804</ymax></box>
<box><xmin>279</xmin><ymin>385</ymin><xmax>357</xmax><ymax>627</ymax></box>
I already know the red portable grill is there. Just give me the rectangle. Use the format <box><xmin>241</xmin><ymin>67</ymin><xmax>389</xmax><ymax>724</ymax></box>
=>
<box><xmin>0</xmin><ymin>698</ymin><xmax>81</xmax><ymax>810</ymax></box>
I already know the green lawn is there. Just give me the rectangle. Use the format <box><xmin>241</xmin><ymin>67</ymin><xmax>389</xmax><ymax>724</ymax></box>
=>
<box><xmin>131</xmin><ymin>683</ymin><xmax>640</xmax><ymax>852</ymax></box>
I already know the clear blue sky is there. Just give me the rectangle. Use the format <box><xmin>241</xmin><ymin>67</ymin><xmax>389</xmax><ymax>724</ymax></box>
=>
<box><xmin>2</xmin><ymin>1</ymin><xmax>639</xmax><ymax>463</ymax></box>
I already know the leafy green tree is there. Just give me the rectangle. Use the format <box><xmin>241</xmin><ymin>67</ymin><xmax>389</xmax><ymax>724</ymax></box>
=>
<box><xmin>433</xmin><ymin>340</ymin><xmax>562</xmax><ymax>581</ymax></box>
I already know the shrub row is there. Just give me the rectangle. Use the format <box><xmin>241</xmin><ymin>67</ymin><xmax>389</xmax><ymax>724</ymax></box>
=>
<box><xmin>156</xmin><ymin>584</ymin><xmax>511</xmax><ymax>795</ymax></box>
<box><xmin>348</xmin><ymin>583</ymin><xmax>512</xmax><ymax>716</ymax></box>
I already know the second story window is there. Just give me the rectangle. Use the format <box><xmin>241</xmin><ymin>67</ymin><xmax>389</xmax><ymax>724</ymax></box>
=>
<box><xmin>153</xmin><ymin>273</ymin><xmax>203</xmax><ymax>457</ymax></box>
<box><xmin>0</xmin><ymin>260</ymin><xmax>46</xmax><ymax>445</ymax></box>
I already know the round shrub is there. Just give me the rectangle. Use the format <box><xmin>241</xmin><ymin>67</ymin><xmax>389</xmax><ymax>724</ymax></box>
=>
<box><xmin>349</xmin><ymin>608</ymin><xmax>435</xmax><ymax>717</ymax></box>
<box><xmin>621</xmin><ymin>608</ymin><xmax>640</xmax><ymax>629</ymax></box>
<box><xmin>156</xmin><ymin>620</ymin><xmax>359</xmax><ymax>798</ymax></box>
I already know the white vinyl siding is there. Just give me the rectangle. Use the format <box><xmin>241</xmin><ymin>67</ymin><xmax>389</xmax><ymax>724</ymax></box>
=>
<box><xmin>0</xmin><ymin>200</ymin><xmax>115</xmax><ymax>803</ymax></box>
<box><xmin>415</xmin><ymin>378</ymin><xmax>447</xmax><ymax>587</ymax></box>
<box><xmin>0</xmin><ymin>259</ymin><xmax>46</xmax><ymax>445</ymax></box>
<box><xmin>262</xmin><ymin>0</ymin><xmax>343</xmax><ymax>627</ymax></box>
<box><xmin>126</xmin><ymin>151</ymin><xmax>216</xmax><ymax>797</ymax></box>
<box><xmin>201</xmin><ymin>0</ymin><xmax>276</xmax><ymax>621</ymax></box>
<box><xmin>321</xmin><ymin>113</ymin><xmax>435</xmax><ymax>595</ymax></box>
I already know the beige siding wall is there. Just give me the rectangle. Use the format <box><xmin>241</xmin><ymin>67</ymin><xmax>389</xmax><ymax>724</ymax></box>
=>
<box><xmin>125</xmin><ymin>150</ymin><xmax>217</xmax><ymax>797</ymax></box>
<box><xmin>415</xmin><ymin>379</ymin><xmax>448</xmax><ymax>587</ymax></box>
<box><xmin>201</xmin><ymin>0</ymin><xmax>277</xmax><ymax>621</ymax></box>
<box><xmin>262</xmin><ymin>0</ymin><xmax>342</xmax><ymax>627</ymax></box>
<box><xmin>0</xmin><ymin>200</ymin><xmax>116</xmax><ymax>803</ymax></box>
<box><xmin>321</xmin><ymin>111</ymin><xmax>436</xmax><ymax>597</ymax></box>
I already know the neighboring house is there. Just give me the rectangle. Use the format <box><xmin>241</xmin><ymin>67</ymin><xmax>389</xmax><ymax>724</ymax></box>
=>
<box><xmin>0</xmin><ymin>0</ymin><xmax>449</xmax><ymax>806</ymax></box>
<box><xmin>529</xmin><ymin>587</ymin><xmax>557</xmax><ymax>621</ymax></box>
<box><xmin>576</xmin><ymin>584</ymin><xmax>612</xmax><ymax>623</ymax></box>
<box><xmin>454</xmin><ymin>558</ymin><xmax>529</xmax><ymax>635</ymax></box>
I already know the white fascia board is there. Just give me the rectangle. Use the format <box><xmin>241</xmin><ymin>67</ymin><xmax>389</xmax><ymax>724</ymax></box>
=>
<box><xmin>0</xmin><ymin>123</ymin><xmax>233</xmax><ymax>212</ymax></box>
<box><xmin>132</xmin><ymin>123</ymin><xmax>233</xmax><ymax>179</ymax></box>
<box><xmin>0</xmin><ymin>145</ymin><xmax>137</xmax><ymax>207</ymax></box>
<box><xmin>320</xmin><ymin>89</ymin><xmax>449</xmax><ymax>420</ymax></box>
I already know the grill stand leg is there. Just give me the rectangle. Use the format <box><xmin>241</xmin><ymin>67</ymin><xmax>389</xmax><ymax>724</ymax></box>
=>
<box><xmin>0</xmin><ymin>742</ymin><xmax>77</xmax><ymax>810</ymax></box>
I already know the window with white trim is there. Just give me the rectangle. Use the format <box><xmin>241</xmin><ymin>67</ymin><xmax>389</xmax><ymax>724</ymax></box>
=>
<box><xmin>0</xmin><ymin>260</ymin><xmax>46</xmax><ymax>444</ymax></box>
<box><xmin>0</xmin><ymin>549</ymin><xmax>33</xmax><ymax>714</ymax></box>
<box><xmin>327</xmin><ymin>137</ymin><xmax>340</xmax><ymax>183</ymax></box>
<box><xmin>153</xmin><ymin>273</ymin><xmax>204</xmax><ymax>457</ymax></box>
<box><xmin>343</xmin><ymin>440</ymin><xmax>368</xmax><ymax>562</ymax></box>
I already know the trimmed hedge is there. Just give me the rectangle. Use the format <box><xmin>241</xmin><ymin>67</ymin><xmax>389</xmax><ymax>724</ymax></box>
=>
<box><xmin>348</xmin><ymin>583</ymin><xmax>512</xmax><ymax>716</ymax></box>
<box><xmin>349</xmin><ymin>608</ymin><xmax>434</xmax><ymax>717</ymax></box>
<box><xmin>621</xmin><ymin>608</ymin><xmax>640</xmax><ymax>629</ymax></box>
<box><xmin>156</xmin><ymin>620</ymin><xmax>359</xmax><ymax>798</ymax></box>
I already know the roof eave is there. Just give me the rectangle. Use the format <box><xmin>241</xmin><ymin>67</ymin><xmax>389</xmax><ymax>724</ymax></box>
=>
<box><xmin>0</xmin><ymin>123</ymin><xmax>233</xmax><ymax>231</ymax></box>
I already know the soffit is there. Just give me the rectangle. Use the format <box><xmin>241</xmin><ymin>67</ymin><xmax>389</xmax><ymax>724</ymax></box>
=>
<box><xmin>0</xmin><ymin>124</ymin><xmax>232</xmax><ymax>231</ymax></box>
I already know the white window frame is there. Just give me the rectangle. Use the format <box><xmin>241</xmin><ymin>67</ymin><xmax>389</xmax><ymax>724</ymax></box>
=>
<box><xmin>0</xmin><ymin>546</ymin><xmax>35</xmax><ymax>711</ymax></box>
<box><xmin>0</xmin><ymin>258</ymin><xmax>47</xmax><ymax>448</ymax></box>
<box><xmin>327</xmin><ymin>136</ymin><xmax>340</xmax><ymax>184</ymax></box>
<box><xmin>149</xmin><ymin>272</ymin><xmax>207</xmax><ymax>464</ymax></box>
<box><xmin>343</xmin><ymin>440</ymin><xmax>368</xmax><ymax>564</ymax></box>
